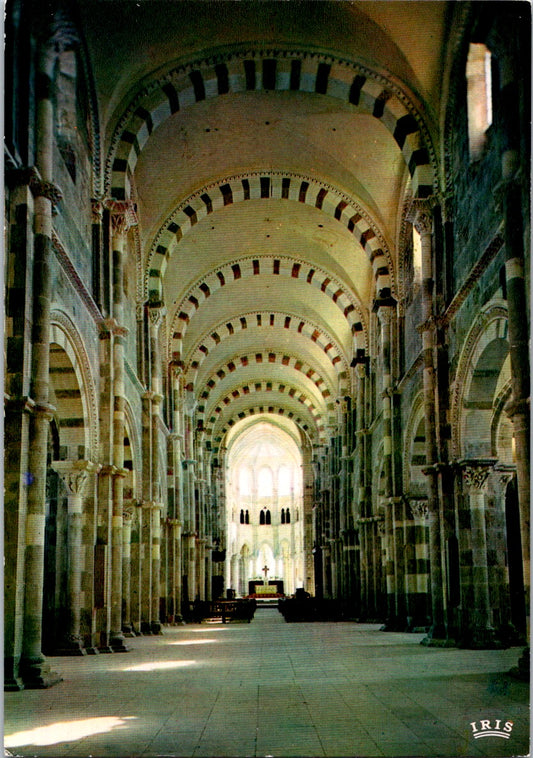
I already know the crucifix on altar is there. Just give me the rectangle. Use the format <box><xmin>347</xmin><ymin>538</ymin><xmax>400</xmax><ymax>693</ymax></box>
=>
<box><xmin>262</xmin><ymin>565</ymin><xmax>269</xmax><ymax>585</ymax></box>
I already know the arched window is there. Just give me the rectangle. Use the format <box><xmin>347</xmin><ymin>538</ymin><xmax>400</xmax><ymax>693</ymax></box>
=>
<box><xmin>239</xmin><ymin>467</ymin><xmax>252</xmax><ymax>495</ymax></box>
<box><xmin>239</xmin><ymin>509</ymin><xmax>244</xmax><ymax>524</ymax></box>
<box><xmin>286</xmin><ymin>508</ymin><xmax>291</xmax><ymax>524</ymax></box>
<box><xmin>466</xmin><ymin>42</ymin><xmax>493</xmax><ymax>160</ymax></box>
<box><xmin>265</xmin><ymin>510</ymin><xmax>271</xmax><ymax>525</ymax></box>
<box><xmin>281</xmin><ymin>508</ymin><xmax>285</xmax><ymax>524</ymax></box>
<box><xmin>412</xmin><ymin>225</ymin><xmax>422</xmax><ymax>283</ymax></box>
<box><xmin>258</xmin><ymin>467</ymin><xmax>273</xmax><ymax>496</ymax></box>
<box><xmin>245</xmin><ymin>510</ymin><xmax>249</xmax><ymax>524</ymax></box>
<box><xmin>260</xmin><ymin>510</ymin><xmax>265</xmax><ymax>525</ymax></box>
<box><xmin>278</xmin><ymin>466</ymin><xmax>291</xmax><ymax>496</ymax></box>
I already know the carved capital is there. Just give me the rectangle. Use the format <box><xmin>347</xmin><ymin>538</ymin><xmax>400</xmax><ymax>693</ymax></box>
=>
<box><xmin>408</xmin><ymin>197</ymin><xmax>436</xmax><ymax>235</ymax></box>
<box><xmin>459</xmin><ymin>459</ymin><xmax>496</xmax><ymax>490</ymax></box>
<box><xmin>91</xmin><ymin>199</ymin><xmax>104</xmax><ymax>224</ymax></box>
<box><xmin>30</xmin><ymin>177</ymin><xmax>63</xmax><ymax>207</ymax></box>
<box><xmin>123</xmin><ymin>505</ymin><xmax>135</xmax><ymax>525</ymax></box>
<box><xmin>105</xmin><ymin>199</ymin><xmax>138</xmax><ymax>236</ymax></box>
<box><xmin>409</xmin><ymin>499</ymin><xmax>429</xmax><ymax>521</ymax></box>
<box><xmin>52</xmin><ymin>460</ymin><xmax>99</xmax><ymax>497</ymax></box>
<box><xmin>44</xmin><ymin>9</ymin><xmax>80</xmax><ymax>54</ymax></box>
<box><xmin>148</xmin><ymin>304</ymin><xmax>166</xmax><ymax>331</ymax></box>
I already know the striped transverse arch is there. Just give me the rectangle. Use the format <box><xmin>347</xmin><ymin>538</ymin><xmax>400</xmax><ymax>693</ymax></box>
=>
<box><xmin>193</xmin><ymin>352</ymin><xmax>336</xmax><ymax>407</ymax></box>
<box><xmin>208</xmin><ymin>406</ymin><xmax>324</xmax><ymax>451</ymax></box>
<box><xmin>184</xmin><ymin>311</ymin><xmax>348</xmax><ymax>377</ymax></box>
<box><xmin>198</xmin><ymin>381</ymin><xmax>325</xmax><ymax>434</ymax></box>
<box><xmin>146</xmin><ymin>172</ymin><xmax>393</xmax><ymax>305</ymax></box>
<box><xmin>170</xmin><ymin>255</ymin><xmax>367</xmax><ymax>365</ymax></box>
<box><xmin>108</xmin><ymin>49</ymin><xmax>435</xmax><ymax>202</ymax></box>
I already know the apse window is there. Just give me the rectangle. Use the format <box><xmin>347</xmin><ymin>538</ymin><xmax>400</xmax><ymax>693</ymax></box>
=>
<box><xmin>466</xmin><ymin>42</ymin><xmax>493</xmax><ymax>160</ymax></box>
<box><xmin>412</xmin><ymin>226</ymin><xmax>422</xmax><ymax>283</ymax></box>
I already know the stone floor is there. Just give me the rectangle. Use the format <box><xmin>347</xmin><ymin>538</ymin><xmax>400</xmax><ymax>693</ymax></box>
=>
<box><xmin>4</xmin><ymin>608</ymin><xmax>530</xmax><ymax>758</ymax></box>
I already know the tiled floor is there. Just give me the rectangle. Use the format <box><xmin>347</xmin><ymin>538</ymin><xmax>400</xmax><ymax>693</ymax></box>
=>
<box><xmin>4</xmin><ymin>608</ymin><xmax>530</xmax><ymax>757</ymax></box>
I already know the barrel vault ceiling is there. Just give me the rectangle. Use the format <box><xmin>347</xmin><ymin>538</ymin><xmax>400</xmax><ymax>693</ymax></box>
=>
<box><xmin>77</xmin><ymin>0</ymin><xmax>450</xmax><ymax>450</ymax></box>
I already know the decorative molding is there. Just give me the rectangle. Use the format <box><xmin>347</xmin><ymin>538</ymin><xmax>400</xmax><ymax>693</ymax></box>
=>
<box><xmin>51</xmin><ymin>232</ymin><xmax>103</xmax><ymax>326</ymax></box>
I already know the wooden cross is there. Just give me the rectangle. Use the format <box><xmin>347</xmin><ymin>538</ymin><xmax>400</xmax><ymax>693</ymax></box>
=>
<box><xmin>262</xmin><ymin>565</ymin><xmax>269</xmax><ymax>584</ymax></box>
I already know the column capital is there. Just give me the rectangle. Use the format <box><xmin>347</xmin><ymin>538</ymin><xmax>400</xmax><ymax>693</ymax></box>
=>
<box><xmin>98</xmin><ymin>318</ymin><xmax>128</xmax><ymax>338</ymax></box>
<box><xmin>457</xmin><ymin>459</ymin><xmax>497</xmax><ymax>490</ymax></box>
<box><xmin>169</xmin><ymin>360</ymin><xmax>184</xmax><ymax>379</ymax></box>
<box><xmin>104</xmin><ymin>199</ymin><xmax>138</xmax><ymax>235</ymax></box>
<box><xmin>30</xmin><ymin>176</ymin><xmax>63</xmax><ymax>208</ymax></box>
<box><xmin>407</xmin><ymin>196</ymin><xmax>437</xmax><ymax>235</ymax></box>
<box><xmin>123</xmin><ymin>505</ymin><xmax>136</xmax><ymax>525</ymax></box>
<box><xmin>409</xmin><ymin>499</ymin><xmax>429</xmax><ymax>521</ymax></box>
<box><xmin>491</xmin><ymin>463</ymin><xmax>517</xmax><ymax>494</ymax></box>
<box><xmin>141</xmin><ymin>500</ymin><xmax>163</xmax><ymax>511</ymax></box>
<box><xmin>148</xmin><ymin>303</ymin><xmax>166</xmax><ymax>331</ymax></box>
<box><xmin>372</xmin><ymin>296</ymin><xmax>397</xmax><ymax>314</ymax></box>
<box><xmin>91</xmin><ymin>199</ymin><xmax>104</xmax><ymax>224</ymax></box>
<box><xmin>52</xmin><ymin>460</ymin><xmax>100</xmax><ymax>496</ymax></box>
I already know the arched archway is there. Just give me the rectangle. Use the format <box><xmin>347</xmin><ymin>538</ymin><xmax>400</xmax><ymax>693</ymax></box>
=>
<box><xmin>225</xmin><ymin>420</ymin><xmax>306</xmax><ymax>597</ymax></box>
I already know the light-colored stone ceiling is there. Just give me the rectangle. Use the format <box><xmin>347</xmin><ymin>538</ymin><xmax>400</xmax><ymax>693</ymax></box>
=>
<box><xmin>77</xmin><ymin>0</ymin><xmax>449</xmax><ymax>449</ymax></box>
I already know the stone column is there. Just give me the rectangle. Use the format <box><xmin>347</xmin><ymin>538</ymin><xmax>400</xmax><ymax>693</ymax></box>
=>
<box><xmin>105</xmin><ymin>199</ymin><xmax>137</xmax><ymax>653</ymax></box>
<box><xmin>20</xmin><ymin>20</ymin><xmax>76</xmax><ymax>687</ymax></box>
<box><xmin>496</xmin><ymin>55</ymin><xmax>530</xmax><ymax>614</ymax></box>
<box><xmin>411</xmin><ymin>198</ymin><xmax>447</xmax><ymax>642</ymax></box>
<box><xmin>121</xmin><ymin>503</ymin><xmax>135</xmax><ymax>636</ymax></box>
<box><xmin>408</xmin><ymin>499</ymin><xmax>430</xmax><ymax>628</ymax></box>
<box><xmin>376</xmin><ymin>303</ymin><xmax>397</xmax><ymax>626</ymax></box>
<box><xmin>459</xmin><ymin>460</ymin><xmax>499</xmax><ymax>647</ymax></box>
<box><xmin>148</xmin><ymin>304</ymin><xmax>165</xmax><ymax>633</ymax></box>
<box><xmin>151</xmin><ymin>503</ymin><xmax>163</xmax><ymax>633</ymax></box>
<box><xmin>52</xmin><ymin>461</ymin><xmax>99</xmax><ymax>655</ymax></box>
<box><xmin>130</xmin><ymin>501</ymin><xmax>143</xmax><ymax>634</ymax></box>
<box><xmin>140</xmin><ymin>501</ymin><xmax>153</xmax><ymax>633</ymax></box>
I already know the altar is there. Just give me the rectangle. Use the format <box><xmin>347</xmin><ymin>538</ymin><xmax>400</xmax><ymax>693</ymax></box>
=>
<box><xmin>248</xmin><ymin>580</ymin><xmax>284</xmax><ymax>596</ymax></box>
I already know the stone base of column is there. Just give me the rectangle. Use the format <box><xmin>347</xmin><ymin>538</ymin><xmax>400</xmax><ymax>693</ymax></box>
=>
<box><xmin>122</xmin><ymin>624</ymin><xmax>136</xmax><ymax>638</ymax></box>
<box><xmin>509</xmin><ymin>647</ymin><xmax>530</xmax><ymax>681</ymax></box>
<box><xmin>110</xmin><ymin>633</ymin><xmax>130</xmax><ymax>652</ymax></box>
<box><xmin>54</xmin><ymin>636</ymin><xmax>87</xmax><ymax>656</ymax></box>
<box><xmin>459</xmin><ymin>626</ymin><xmax>505</xmax><ymax>649</ymax></box>
<box><xmin>85</xmin><ymin>647</ymin><xmax>100</xmax><ymax>655</ymax></box>
<box><xmin>141</xmin><ymin>622</ymin><xmax>153</xmax><ymax>634</ymax></box>
<box><xmin>421</xmin><ymin>623</ymin><xmax>455</xmax><ymax>647</ymax></box>
<box><xmin>151</xmin><ymin>622</ymin><xmax>162</xmax><ymax>635</ymax></box>
<box><xmin>4</xmin><ymin>658</ymin><xmax>25</xmax><ymax>691</ymax></box>
<box><xmin>19</xmin><ymin>656</ymin><xmax>63</xmax><ymax>689</ymax></box>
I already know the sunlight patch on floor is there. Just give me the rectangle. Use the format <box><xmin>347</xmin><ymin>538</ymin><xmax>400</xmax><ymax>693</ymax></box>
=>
<box><xmin>5</xmin><ymin>716</ymin><xmax>137</xmax><ymax>747</ymax></box>
<box><xmin>121</xmin><ymin>660</ymin><xmax>197</xmax><ymax>671</ymax></box>
<box><xmin>168</xmin><ymin>639</ymin><xmax>218</xmax><ymax>645</ymax></box>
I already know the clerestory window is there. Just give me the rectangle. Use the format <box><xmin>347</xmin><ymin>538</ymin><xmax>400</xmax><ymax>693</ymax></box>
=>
<box><xmin>466</xmin><ymin>42</ymin><xmax>493</xmax><ymax>160</ymax></box>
